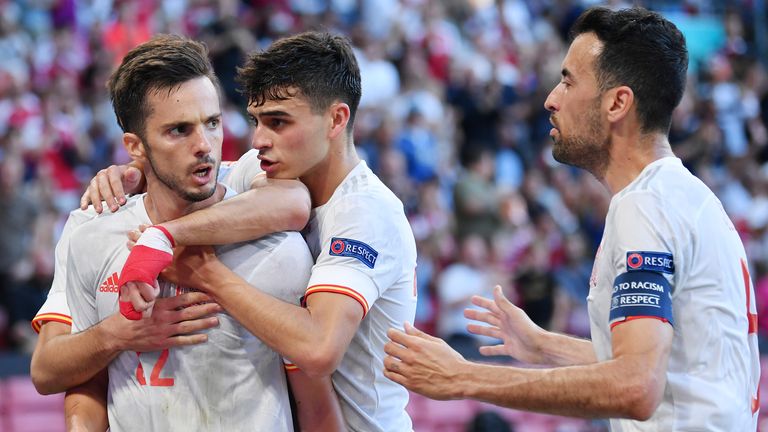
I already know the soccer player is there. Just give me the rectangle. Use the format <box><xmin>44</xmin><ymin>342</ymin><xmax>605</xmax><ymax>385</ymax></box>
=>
<box><xmin>30</xmin><ymin>205</ymin><xmax>222</xmax><ymax>395</ymax></box>
<box><xmin>64</xmin><ymin>34</ymin><xmax>342</xmax><ymax>431</ymax></box>
<box><xmin>383</xmin><ymin>7</ymin><xmax>760</xmax><ymax>431</ymax></box>
<box><xmin>83</xmin><ymin>32</ymin><xmax>417</xmax><ymax>431</ymax></box>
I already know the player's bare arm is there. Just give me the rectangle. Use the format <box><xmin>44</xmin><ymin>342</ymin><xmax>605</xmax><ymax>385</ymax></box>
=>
<box><xmin>287</xmin><ymin>371</ymin><xmax>345</xmax><ymax>431</ymax></box>
<box><xmin>64</xmin><ymin>369</ymin><xmax>109</xmax><ymax>432</ymax></box>
<box><xmin>384</xmin><ymin>318</ymin><xmax>672</xmax><ymax>420</ymax></box>
<box><xmin>167</xmin><ymin>246</ymin><xmax>362</xmax><ymax>377</ymax></box>
<box><xmin>464</xmin><ymin>286</ymin><xmax>596</xmax><ymax>366</ymax></box>
<box><xmin>80</xmin><ymin>161</ymin><xmax>311</xmax><ymax>243</ymax></box>
<box><xmin>30</xmin><ymin>292</ymin><xmax>220</xmax><ymax>395</ymax></box>
<box><xmin>160</xmin><ymin>178</ymin><xmax>310</xmax><ymax>246</ymax></box>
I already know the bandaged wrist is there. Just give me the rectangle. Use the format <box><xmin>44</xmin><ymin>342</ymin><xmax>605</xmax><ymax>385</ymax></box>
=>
<box><xmin>118</xmin><ymin>226</ymin><xmax>175</xmax><ymax>288</ymax></box>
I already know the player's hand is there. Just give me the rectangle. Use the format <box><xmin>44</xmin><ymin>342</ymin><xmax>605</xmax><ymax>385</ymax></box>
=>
<box><xmin>162</xmin><ymin>245</ymin><xmax>221</xmax><ymax>293</ymax></box>
<box><xmin>117</xmin><ymin>226</ymin><xmax>175</xmax><ymax>319</ymax></box>
<box><xmin>80</xmin><ymin>164</ymin><xmax>144</xmax><ymax>213</ymax></box>
<box><xmin>464</xmin><ymin>285</ymin><xmax>548</xmax><ymax>364</ymax></box>
<box><xmin>126</xmin><ymin>224</ymin><xmax>150</xmax><ymax>250</ymax></box>
<box><xmin>115</xmin><ymin>291</ymin><xmax>223</xmax><ymax>352</ymax></box>
<box><xmin>383</xmin><ymin>323</ymin><xmax>468</xmax><ymax>400</ymax></box>
<box><xmin>119</xmin><ymin>281</ymin><xmax>159</xmax><ymax>319</ymax></box>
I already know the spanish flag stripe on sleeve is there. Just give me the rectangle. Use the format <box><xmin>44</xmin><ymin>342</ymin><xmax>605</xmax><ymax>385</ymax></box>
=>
<box><xmin>31</xmin><ymin>313</ymin><xmax>73</xmax><ymax>333</ymax></box>
<box><xmin>304</xmin><ymin>284</ymin><xmax>369</xmax><ymax>319</ymax></box>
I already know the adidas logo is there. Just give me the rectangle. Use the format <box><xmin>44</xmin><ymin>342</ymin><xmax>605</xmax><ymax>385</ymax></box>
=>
<box><xmin>99</xmin><ymin>272</ymin><xmax>120</xmax><ymax>293</ymax></box>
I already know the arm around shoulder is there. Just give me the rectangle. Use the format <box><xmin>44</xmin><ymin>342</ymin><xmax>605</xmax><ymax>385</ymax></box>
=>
<box><xmin>162</xmin><ymin>178</ymin><xmax>310</xmax><ymax>246</ymax></box>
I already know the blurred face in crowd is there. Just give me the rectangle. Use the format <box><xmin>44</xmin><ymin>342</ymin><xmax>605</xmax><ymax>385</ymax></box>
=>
<box><xmin>247</xmin><ymin>90</ymin><xmax>334</xmax><ymax>182</ymax></box>
<box><xmin>135</xmin><ymin>76</ymin><xmax>223</xmax><ymax>202</ymax></box>
<box><xmin>544</xmin><ymin>32</ymin><xmax>611</xmax><ymax>178</ymax></box>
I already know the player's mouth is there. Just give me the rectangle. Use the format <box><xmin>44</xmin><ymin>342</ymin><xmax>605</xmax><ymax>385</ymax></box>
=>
<box><xmin>191</xmin><ymin>163</ymin><xmax>214</xmax><ymax>185</ymax></box>
<box><xmin>258</xmin><ymin>156</ymin><xmax>278</xmax><ymax>174</ymax></box>
<box><xmin>549</xmin><ymin>117</ymin><xmax>560</xmax><ymax>138</ymax></box>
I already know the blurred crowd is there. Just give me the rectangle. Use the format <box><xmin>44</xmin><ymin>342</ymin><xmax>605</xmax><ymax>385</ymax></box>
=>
<box><xmin>0</xmin><ymin>0</ymin><xmax>766</xmax><ymax>380</ymax></box>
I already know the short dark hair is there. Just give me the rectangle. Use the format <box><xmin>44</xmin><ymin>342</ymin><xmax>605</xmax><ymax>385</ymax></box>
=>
<box><xmin>571</xmin><ymin>7</ymin><xmax>688</xmax><ymax>133</ymax></box>
<box><xmin>108</xmin><ymin>34</ymin><xmax>219</xmax><ymax>139</ymax></box>
<box><xmin>236</xmin><ymin>31</ymin><xmax>362</xmax><ymax>131</ymax></box>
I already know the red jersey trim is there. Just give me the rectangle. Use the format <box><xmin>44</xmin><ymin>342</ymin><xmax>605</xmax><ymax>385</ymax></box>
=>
<box><xmin>304</xmin><ymin>284</ymin><xmax>369</xmax><ymax>319</ymax></box>
<box><xmin>31</xmin><ymin>313</ymin><xmax>72</xmax><ymax>333</ymax></box>
<box><xmin>610</xmin><ymin>316</ymin><xmax>670</xmax><ymax>330</ymax></box>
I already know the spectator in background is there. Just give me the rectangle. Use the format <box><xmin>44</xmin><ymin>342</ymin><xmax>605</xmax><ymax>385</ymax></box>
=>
<box><xmin>436</xmin><ymin>234</ymin><xmax>497</xmax><ymax>360</ymax></box>
<box><xmin>0</xmin><ymin>152</ymin><xmax>41</xmax><ymax>349</ymax></box>
<box><xmin>453</xmin><ymin>147</ymin><xmax>501</xmax><ymax>242</ymax></box>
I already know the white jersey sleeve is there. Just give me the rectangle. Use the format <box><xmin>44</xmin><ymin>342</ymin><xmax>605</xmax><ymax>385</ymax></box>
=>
<box><xmin>32</xmin><ymin>206</ymin><xmax>100</xmax><ymax>333</ymax></box>
<box><xmin>306</xmin><ymin>192</ymin><xmax>408</xmax><ymax>317</ymax></box>
<box><xmin>221</xmin><ymin>149</ymin><xmax>262</xmax><ymax>193</ymax></box>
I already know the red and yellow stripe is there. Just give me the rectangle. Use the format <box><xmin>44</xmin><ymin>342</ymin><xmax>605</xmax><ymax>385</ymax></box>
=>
<box><xmin>304</xmin><ymin>284</ymin><xmax>369</xmax><ymax>319</ymax></box>
<box><xmin>31</xmin><ymin>313</ymin><xmax>72</xmax><ymax>333</ymax></box>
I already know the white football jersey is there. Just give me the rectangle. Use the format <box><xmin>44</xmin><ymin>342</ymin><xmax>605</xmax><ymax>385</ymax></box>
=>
<box><xmin>34</xmin><ymin>167</ymin><xmax>235</xmax><ymax>334</ymax></box>
<box><xmin>67</xmin><ymin>189</ymin><xmax>313</xmax><ymax>432</ymax></box>
<box><xmin>33</xmin><ymin>205</ymin><xmax>103</xmax><ymax>332</ymax></box>
<box><xmin>588</xmin><ymin>157</ymin><xmax>759</xmax><ymax>431</ymax></box>
<box><xmin>229</xmin><ymin>151</ymin><xmax>418</xmax><ymax>432</ymax></box>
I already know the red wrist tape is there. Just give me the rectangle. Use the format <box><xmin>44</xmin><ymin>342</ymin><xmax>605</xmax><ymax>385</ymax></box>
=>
<box><xmin>117</xmin><ymin>244</ymin><xmax>173</xmax><ymax>287</ymax></box>
<box><xmin>119</xmin><ymin>299</ymin><xmax>143</xmax><ymax>321</ymax></box>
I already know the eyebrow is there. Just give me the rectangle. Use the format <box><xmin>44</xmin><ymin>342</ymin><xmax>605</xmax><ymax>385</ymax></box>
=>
<box><xmin>253</xmin><ymin>109</ymin><xmax>291</xmax><ymax>118</ymax></box>
<box><xmin>158</xmin><ymin>113</ymin><xmax>221</xmax><ymax>130</ymax></box>
<box><xmin>561</xmin><ymin>68</ymin><xmax>573</xmax><ymax>80</ymax></box>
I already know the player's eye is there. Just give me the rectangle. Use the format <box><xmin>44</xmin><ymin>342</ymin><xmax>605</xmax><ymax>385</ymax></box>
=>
<box><xmin>169</xmin><ymin>125</ymin><xmax>188</xmax><ymax>136</ymax></box>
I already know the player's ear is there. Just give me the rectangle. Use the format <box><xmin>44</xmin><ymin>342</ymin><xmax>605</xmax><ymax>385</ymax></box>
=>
<box><xmin>123</xmin><ymin>133</ymin><xmax>147</xmax><ymax>162</ymax></box>
<box><xmin>327</xmin><ymin>102</ymin><xmax>350</xmax><ymax>140</ymax></box>
<box><xmin>604</xmin><ymin>85</ymin><xmax>634</xmax><ymax>124</ymax></box>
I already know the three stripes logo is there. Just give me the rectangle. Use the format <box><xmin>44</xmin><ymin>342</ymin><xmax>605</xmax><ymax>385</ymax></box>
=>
<box><xmin>99</xmin><ymin>272</ymin><xmax>120</xmax><ymax>293</ymax></box>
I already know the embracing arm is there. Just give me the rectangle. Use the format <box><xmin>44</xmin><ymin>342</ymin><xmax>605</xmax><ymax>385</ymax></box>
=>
<box><xmin>160</xmin><ymin>178</ymin><xmax>311</xmax><ymax>246</ymax></box>
<box><xmin>31</xmin><ymin>321</ymin><xmax>119</xmax><ymax>395</ymax></box>
<box><xmin>172</xmin><ymin>247</ymin><xmax>360</xmax><ymax>377</ymax></box>
<box><xmin>65</xmin><ymin>369</ymin><xmax>109</xmax><ymax>432</ymax></box>
<box><xmin>385</xmin><ymin>319</ymin><xmax>672</xmax><ymax>420</ymax></box>
<box><xmin>30</xmin><ymin>293</ymin><xmax>220</xmax><ymax>394</ymax></box>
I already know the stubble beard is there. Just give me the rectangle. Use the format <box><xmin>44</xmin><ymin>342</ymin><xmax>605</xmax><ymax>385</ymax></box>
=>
<box><xmin>144</xmin><ymin>140</ymin><xmax>219</xmax><ymax>202</ymax></box>
<box><xmin>551</xmin><ymin>103</ymin><xmax>610</xmax><ymax>179</ymax></box>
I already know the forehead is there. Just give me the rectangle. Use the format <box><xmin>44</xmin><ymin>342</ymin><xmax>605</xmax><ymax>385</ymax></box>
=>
<box><xmin>145</xmin><ymin>76</ymin><xmax>220</xmax><ymax>124</ymax></box>
<box><xmin>563</xmin><ymin>33</ymin><xmax>603</xmax><ymax>81</ymax></box>
<box><xmin>246</xmin><ymin>88</ymin><xmax>313</xmax><ymax>115</ymax></box>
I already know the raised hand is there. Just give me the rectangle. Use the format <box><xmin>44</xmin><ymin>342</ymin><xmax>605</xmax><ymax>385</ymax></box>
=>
<box><xmin>464</xmin><ymin>285</ymin><xmax>549</xmax><ymax>364</ymax></box>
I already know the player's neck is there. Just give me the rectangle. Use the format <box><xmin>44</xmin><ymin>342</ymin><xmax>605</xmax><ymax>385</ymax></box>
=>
<box><xmin>603</xmin><ymin>132</ymin><xmax>674</xmax><ymax>195</ymax></box>
<box><xmin>143</xmin><ymin>182</ymin><xmax>226</xmax><ymax>225</ymax></box>
<box><xmin>301</xmin><ymin>141</ymin><xmax>360</xmax><ymax>207</ymax></box>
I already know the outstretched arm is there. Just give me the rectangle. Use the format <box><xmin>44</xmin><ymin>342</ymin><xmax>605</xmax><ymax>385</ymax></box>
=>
<box><xmin>384</xmin><ymin>319</ymin><xmax>672</xmax><ymax>420</ymax></box>
<box><xmin>30</xmin><ymin>292</ymin><xmax>220</xmax><ymax>394</ymax></box>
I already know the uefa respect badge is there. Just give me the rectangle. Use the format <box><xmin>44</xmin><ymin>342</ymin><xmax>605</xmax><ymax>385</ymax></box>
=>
<box><xmin>329</xmin><ymin>237</ymin><xmax>378</xmax><ymax>268</ymax></box>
